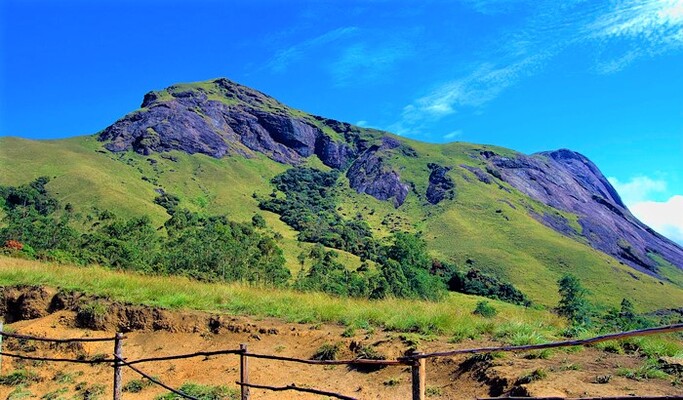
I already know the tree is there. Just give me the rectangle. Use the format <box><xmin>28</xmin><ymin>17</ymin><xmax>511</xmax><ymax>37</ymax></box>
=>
<box><xmin>557</xmin><ymin>274</ymin><xmax>591</xmax><ymax>327</ymax></box>
<box><xmin>251</xmin><ymin>214</ymin><xmax>266</xmax><ymax>229</ymax></box>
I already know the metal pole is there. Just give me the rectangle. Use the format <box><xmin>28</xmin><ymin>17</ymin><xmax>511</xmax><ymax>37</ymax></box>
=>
<box><xmin>113</xmin><ymin>332</ymin><xmax>123</xmax><ymax>400</ymax></box>
<box><xmin>239</xmin><ymin>343</ymin><xmax>250</xmax><ymax>400</ymax></box>
<box><xmin>410</xmin><ymin>351</ymin><xmax>425</xmax><ymax>400</ymax></box>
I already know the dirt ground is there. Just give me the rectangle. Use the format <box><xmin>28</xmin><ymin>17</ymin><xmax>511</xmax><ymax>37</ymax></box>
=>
<box><xmin>0</xmin><ymin>286</ymin><xmax>681</xmax><ymax>399</ymax></box>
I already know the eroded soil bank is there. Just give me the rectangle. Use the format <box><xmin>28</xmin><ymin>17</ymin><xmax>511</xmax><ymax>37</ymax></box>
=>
<box><xmin>0</xmin><ymin>285</ymin><xmax>681</xmax><ymax>399</ymax></box>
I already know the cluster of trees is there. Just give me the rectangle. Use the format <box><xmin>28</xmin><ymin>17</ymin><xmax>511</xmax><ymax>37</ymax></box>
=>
<box><xmin>291</xmin><ymin>233</ymin><xmax>447</xmax><ymax>301</ymax></box>
<box><xmin>261</xmin><ymin>167</ymin><xmax>531</xmax><ymax>303</ymax></box>
<box><xmin>259</xmin><ymin>167</ymin><xmax>378</xmax><ymax>259</ymax></box>
<box><xmin>556</xmin><ymin>274</ymin><xmax>655</xmax><ymax>336</ymax></box>
<box><xmin>1</xmin><ymin>175</ymin><xmax>531</xmax><ymax>304</ymax></box>
<box><xmin>446</xmin><ymin>268</ymin><xmax>531</xmax><ymax>306</ymax></box>
<box><xmin>0</xmin><ymin>178</ymin><xmax>290</xmax><ymax>285</ymax></box>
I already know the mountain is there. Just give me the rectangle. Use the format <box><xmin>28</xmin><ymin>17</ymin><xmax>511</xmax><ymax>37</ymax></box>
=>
<box><xmin>1</xmin><ymin>78</ymin><xmax>682</xmax><ymax>309</ymax></box>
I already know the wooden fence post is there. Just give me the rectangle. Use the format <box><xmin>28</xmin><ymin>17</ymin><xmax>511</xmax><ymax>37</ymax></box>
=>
<box><xmin>410</xmin><ymin>350</ymin><xmax>425</xmax><ymax>400</ymax></box>
<box><xmin>113</xmin><ymin>332</ymin><xmax>123</xmax><ymax>400</ymax></box>
<box><xmin>0</xmin><ymin>320</ymin><xmax>4</xmax><ymax>373</ymax></box>
<box><xmin>239</xmin><ymin>343</ymin><xmax>250</xmax><ymax>400</ymax></box>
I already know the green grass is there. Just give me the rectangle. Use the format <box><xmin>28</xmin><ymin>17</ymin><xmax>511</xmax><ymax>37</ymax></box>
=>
<box><xmin>155</xmin><ymin>382</ymin><xmax>238</xmax><ymax>400</ymax></box>
<box><xmin>616</xmin><ymin>361</ymin><xmax>671</xmax><ymax>381</ymax></box>
<box><xmin>0</xmin><ymin>369</ymin><xmax>41</xmax><ymax>386</ymax></box>
<box><xmin>0</xmin><ymin>256</ymin><xmax>563</xmax><ymax>337</ymax></box>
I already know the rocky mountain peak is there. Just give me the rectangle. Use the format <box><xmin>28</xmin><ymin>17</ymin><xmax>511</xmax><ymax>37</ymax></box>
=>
<box><xmin>481</xmin><ymin>149</ymin><xmax>682</xmax><ymax>275</ymax></box>
<box><xmin>98</xmin><ymin>78</ymin><xmax>358</xmax><ymax>167</ymax></box>
<box><xmin>95</xmin><ymin>78</ymin><xmax>682</xmax><ymax>277</ymax></box>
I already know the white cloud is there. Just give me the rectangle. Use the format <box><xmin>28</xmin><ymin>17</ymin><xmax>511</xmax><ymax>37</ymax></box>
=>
<box><xmin>630</xmin><ymin>195</ymin><xmax>683</xmax><ymax>245</ymax></box>
<box><xmin>608</xmin><ymin>175</ymin><xmax>668</xmax><ymax>204</ymax></box>
<box><xmin>355</xmin><ymin>120</ymin><xmax>368</xmax><ymax>127</ymax></box>
<box><xmin>608</xmin><ymin>176</ymin><xmax>683</xmax><ymax>245</ymax></box>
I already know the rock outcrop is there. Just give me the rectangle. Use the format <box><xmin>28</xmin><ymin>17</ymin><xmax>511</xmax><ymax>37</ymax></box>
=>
<box><xmin>99</xmin><ymin>78</ymin><xmax>356</xmax><ymax>169</ymax></box>
<box><xmin>346</xmin><ymin>137</ymin><xmax>410</xmax><ymax>207</ymax></box>
<box><xmin>426</xmin><ymin>163</ymin><xmax>455</xmax><ymax>204</ymax></box>
<box><xmin>480</xmin><ymin>149</ymin><xmax>683</xmax><ymax>276</ymax></box>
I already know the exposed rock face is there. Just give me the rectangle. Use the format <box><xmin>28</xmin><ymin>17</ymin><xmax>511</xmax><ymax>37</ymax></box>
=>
<box><xmin>460</xmin><ymin>164</ymin><xmax>492</xmax><ymax>184</ymax></box>
<box><xmin>347</xmin><ymin>138</ymin><xmax>410</xmax><ymax>207</ymax></box>
<box><xmin>426</xmin><ymin>163</ymin><xmax>455</xmax><ymax>204</ymax></box>
<box><xmin>99</xmin><ymin>78</ymin><xmax>355</xmax><ymax>169</ymax></box>
<box><xmin>481</xmin><ymin>149</ymin><xmax>683</xmax><ymax>275</ymax></box>
<box><xmin>99</xmin><ymin>78</ymin><xmax>413</xmax><ymax>206</ymax></box>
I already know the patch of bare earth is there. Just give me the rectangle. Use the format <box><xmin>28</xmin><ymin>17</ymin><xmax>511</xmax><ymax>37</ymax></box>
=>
<box><xmin>0</xmin><ymin>286</ymin><xmax>680</xmax><ymax>399</ymax></box>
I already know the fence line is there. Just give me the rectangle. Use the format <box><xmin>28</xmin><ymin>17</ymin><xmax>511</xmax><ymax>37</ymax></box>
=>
<box><xmin>0</xmin><ymin>323</ymin><xmax>681</xmax><ymax>400</ymax></box>
<box><xmin>401</xmin><ymin>323</ymin><xmax>683</xmax><ymax>361</ymax></box>
<box><xmin>122</xmin><ymin>349</ymin><xmax>405</xmax><ymax>367</ymax></box>
<box><xmin>479</xmin><ymin>397</ymin><xmax>683</xmax><ymax>400</ymax></box>
<box><xmin>123</xmin><ymin>348</ymin><xmax>244</xmax><ymax>366</ymax></box>
<box><xmin>242</xmin><ymin>351</ymin><xmax>406</xmax><ymax>366</ymax></box>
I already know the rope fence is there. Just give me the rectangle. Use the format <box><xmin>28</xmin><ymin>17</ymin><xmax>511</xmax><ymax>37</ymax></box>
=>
<box><xmin>401</xmin><ymin>323</ymin><xmax>683</xmax><ymax>361</ymax></box>
<box><xmin>0</xmin><ymin>324</ymin><xmax>681</xmax><ymax>400</ymax></box>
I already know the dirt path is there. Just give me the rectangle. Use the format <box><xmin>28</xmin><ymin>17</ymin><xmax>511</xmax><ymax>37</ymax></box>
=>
<box><xmin>0</xmin><ymin>286</ymin><xmax>680</xmax><ymax>399</ymax></box>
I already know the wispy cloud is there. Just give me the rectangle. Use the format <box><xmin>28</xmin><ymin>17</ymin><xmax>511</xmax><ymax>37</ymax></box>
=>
<box><xmin>266</xmin><ymin>27</ymin><xmax>359</xmax><ymax>72</ymax></box>
<box><xmin>587</xmin><ymin>0</ymin><xmax>683</xmax><ymax>43</ymax></box>
<box><xmin>458</xmin><ymin>0</ymin><xmax>528</xmax><ymax>15</ymax></box>
<box><xmin>264</xmin><ymin>26</ymin><xmax>412</xmax><ymax>88</ymax></box>
<box><xmin>442</xmin><ymin>130</ymin><xmax>463</xmax><ymax>140</ymax></box>
<box><xmin>329</xmin><ymin>41</ymin><xmax>413</xmax><ymax>87</ymax></box>
<box><xmin>390</xmin><ymin>0</ymin><xmax>683</xmax><ymax>136</ymax></box>
<box><xmin>391</xmin><ymin>54</ymin><xmax>547</xmax><ymax>136</ymax></box>
<box><xmin>586</xmin><ymin>0</ymin><xmax>683</xmax><ymax>73</ymax></box>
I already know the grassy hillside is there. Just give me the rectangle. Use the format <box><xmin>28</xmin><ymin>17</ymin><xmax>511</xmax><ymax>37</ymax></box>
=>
<box><xmin>1</xmin><ymin>135</ymin><xmax>682</xmax><ymax>311</ymax></box>
<box><xmin>0</xmin><ymin>256</ymin><xmax>564</xmax><ymax>339</ymax></box>
<box><xmin>0</xmin><ymin>136</ymin><xmax>364</xmax><ymax>274</ymax></box>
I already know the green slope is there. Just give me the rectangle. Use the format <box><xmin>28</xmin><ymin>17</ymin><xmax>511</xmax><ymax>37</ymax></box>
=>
<box><xmin>1</xmin><ymin>129</ymin><xmax>682</xmax><ymax>311</ymax></box>
<box><xmin>0</xmin><ymin>135</ymin><xmax>364</xmax><ymax>273</ymax></box>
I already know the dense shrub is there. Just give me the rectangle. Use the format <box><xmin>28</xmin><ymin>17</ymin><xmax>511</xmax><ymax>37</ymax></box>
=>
<box><xmin>473</xmin><ymin>300</ymin><xmax>498</xmax><ymax>317</ymax></box>
<box><xmin>448</xmin><ymin>268</ymin><xmax>530</xmax><ymax>306</ymax></box>
<box><xmin>557</xmin><ymin>274</ymin><xmax>591</xmax><ymax>327</ymax></box>
<box><xmin>0</xmin><ymin>179</ymin><xmax>290</xmax><ymax>287</ymax></box>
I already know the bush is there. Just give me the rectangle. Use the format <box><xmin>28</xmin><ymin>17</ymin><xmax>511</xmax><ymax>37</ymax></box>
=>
<box><xmin>311</xmin><ymin>342</ymin><xmax>341</xmax><ymax>361</ymax></box>
<box><xmin>123</xmin><ymin>378</ymin><xmax>153</xmax><ymax>393</ymax></box>
<box><xmin>473</xmin><ymin>301</ymin><xmax>497</xmax><ymax>317</ymax></box>
<box><xmin>75</xmin><ymin>383</ymin><xmax>106</xmax><ymax>400</ymax></box>
<box><xmin>515</xmin><ymin>368</ymin><xmax>547</xmax><ymax>385</ymax></box>
<box><xmin>448</xmin><ymin>268</ymin><xmax>530</xmax><ymax>306</ymax></box>
<box><xmin>0</xmin><ymin>369</ymin><xmax>41</xmax><ymax>386</ymax></box>
<box><xmin>155</xmin><ymin>383</ymin><xmax>238</xmax><ymax>400</ymax></box>
<box><xmin>557</xmin><ymin>274</ymin><xmax>591</xmax><ymax>327</ymax></box>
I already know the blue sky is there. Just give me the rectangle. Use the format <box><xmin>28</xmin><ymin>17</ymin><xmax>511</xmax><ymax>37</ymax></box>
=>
<box><xmin>1</xmin><ymin>0</ymin><xmax>682</xmax><ymax>243</ymax></box>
